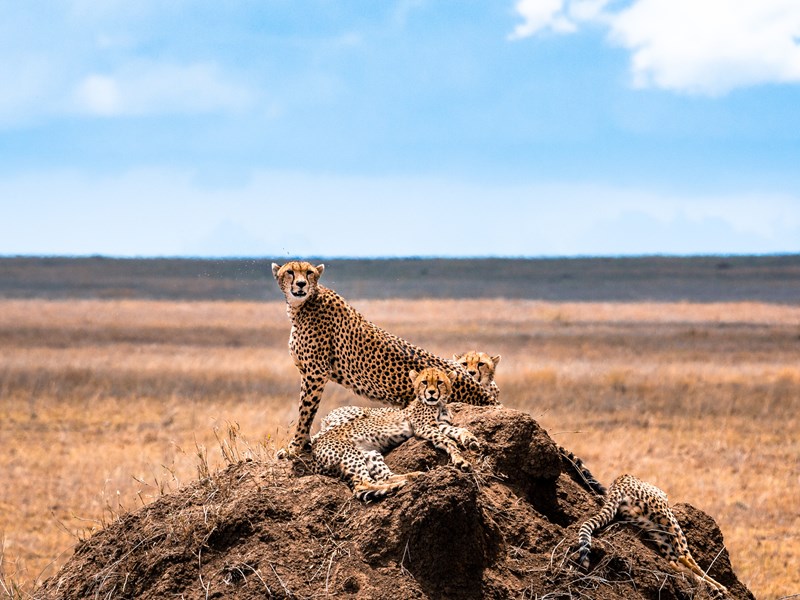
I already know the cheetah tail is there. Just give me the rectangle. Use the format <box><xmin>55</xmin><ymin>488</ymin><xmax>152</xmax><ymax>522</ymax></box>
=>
<box><xmin>574</xmin><ymin>491</ymin><xmax>621</xmax><ymax>570</ymax></box>
<box><xmin>558</xmin><ymin>445</ymin><xmax>607</xmax><ymax>497</ymax></box>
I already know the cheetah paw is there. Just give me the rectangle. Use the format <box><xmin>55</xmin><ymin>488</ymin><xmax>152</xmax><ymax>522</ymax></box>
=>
<box><xmin>458</xmin><ymin>433</ymin><xmax>481</xmax><ymax>452</ymax></box>
<box><xmin>276</xmin><ymin>439</ymin><xmax>310</xmax><ymax>460</ymax></box>
<box><xmin>453</xmin><ymin>458</ymin><xmax>473</xmax><ymax>472</ymax></box>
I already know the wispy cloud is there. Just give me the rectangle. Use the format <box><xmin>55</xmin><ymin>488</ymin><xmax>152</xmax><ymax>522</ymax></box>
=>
<box><xmin>508</xmin><ymin>0</ymin><xmax>580</xmax><ymax>39</ymax></box>
<box><xmin>71</xmin><ymin>61</ymin><xmax>256</xmax><ymax>117</ymax></box>
<box><xmin>0</xmin><ymin>3</ymin><xmax>259</xmax><ymax>126</ymax></box>
<box><xmin>510</xmin><ymin>0</ymin><xmax>800</xmax><ymax>95</ymax></box>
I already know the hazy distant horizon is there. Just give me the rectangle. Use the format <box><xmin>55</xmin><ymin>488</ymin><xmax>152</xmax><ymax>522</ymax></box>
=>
<box><xmin>3</xmin><ymin>250</ymin><xmax>800</xmax><ymax>261</ymax></box>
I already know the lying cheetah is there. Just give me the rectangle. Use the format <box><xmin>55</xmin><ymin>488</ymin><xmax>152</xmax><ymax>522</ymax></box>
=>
<box><xmin>311</xmin><ymin>367</ymin><xmax>480</xmax><ymax>501</ymax></box>
<box><xmin>318</xmin><ymin>349</ymin><xmax>501</xmax><ymax>434</ymax></box>
<box><xmin>272</xmin><ymin>261</ymin><xmax>497</xmax><ymax>457</ymax></box>
<box><xmin>453</xmin><ymin>351</ymin><xmax>501</xmax><ymax>402</ymax></box>
<box><xmin>453</xmin><ymin>350</ymin><xmax>605</xmax><ymax>496</ymax></box>
<box><xmin>574</xmin><ymin>473</ymin><xmax>727</xmax><ymax>595</ymax></box>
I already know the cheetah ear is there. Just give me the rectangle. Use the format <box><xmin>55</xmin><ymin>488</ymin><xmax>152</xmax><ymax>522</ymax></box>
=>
<box><xmin>271</xmin><ymin>263</ymin><xmax>281</xmax><ymax>279</ymax></box>
<box><xmin>491</xmin><ymin>355</ymin><xmax>501</xmax><ymax>367</ymax></box>
<box><xmin>453</xmin><ymin>353</ymin><xmax>463</xmax><ymax>361</ymax></box>
<box><xmin>316</xmin><ymin>264</ymin><xmax>325</xmax><ymax>277</ymax></box>
<box><xmin>408</xmin><ymin>370</ymin><xmax>419</xmax><ymax>383</ymax></box>
<box><xmin>447</xmin><ymin>370</ymin><xmax>458</xmax><ymax>383</ymax></box>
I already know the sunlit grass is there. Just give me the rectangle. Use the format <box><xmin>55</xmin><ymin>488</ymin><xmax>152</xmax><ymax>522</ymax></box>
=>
<box><xmin>0</xmin><ymin>298</ymin><xmax>798</xmax><ymax>598</ymax></box>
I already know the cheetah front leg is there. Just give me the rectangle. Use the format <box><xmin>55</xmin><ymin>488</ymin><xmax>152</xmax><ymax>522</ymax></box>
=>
<box><xmin>414</xmin><ymin>423</ymin><xmax>473</xmax><ymax>472</ymax></box>
<box><xmin>279</xmin><ymin>372</ymin><xmax>329</xmax><ymax>459</ymax></box>
<box><xmin>438</xmin><ymin>422</ymin><xmax>481</xmax><ymax>452</ymax></box>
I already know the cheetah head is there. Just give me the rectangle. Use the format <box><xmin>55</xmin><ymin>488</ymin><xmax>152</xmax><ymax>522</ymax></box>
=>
<box><xmin>272</xmin><ymin>261</ymin><xmax>325</xmax><ymax>307</ymax></box>
<box><xmin>409</xmin><ymin>367</ymin><xmax>457</xmax><ymax>406</ymax></box>
<box><xmin>453</xmin><ymin>351</ymin><xmax>500</xmax><ymax>386</ymax></box>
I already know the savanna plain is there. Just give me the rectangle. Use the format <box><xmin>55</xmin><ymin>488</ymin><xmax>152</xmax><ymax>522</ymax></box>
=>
<box><xmin>0</xmin><ymin>259</ymin><xmax>798</xmax><ymax>599</ymax></box>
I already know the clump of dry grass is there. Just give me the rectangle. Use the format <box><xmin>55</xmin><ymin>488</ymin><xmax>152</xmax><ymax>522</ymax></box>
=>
<box><xmin>0</xmin><ymin>298</ymin><xmax>798</xmax><ymax>599</ymax></box>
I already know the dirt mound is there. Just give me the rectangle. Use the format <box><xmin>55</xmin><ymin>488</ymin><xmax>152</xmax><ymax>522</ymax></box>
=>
<box><xmin>36</xmin><ymin>405</ymin><xmax>754</xmax><ymax>600</ymax></box>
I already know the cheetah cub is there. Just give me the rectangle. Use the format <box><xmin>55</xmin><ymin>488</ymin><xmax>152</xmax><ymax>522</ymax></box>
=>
<box><xmin>453</xmin><ymin>351</ymin><xmax>501</xmax><ymax>402</ymax></box>
<box><xmin>318</xmin><ymin>350</ymin><xmax>501</xmax><ymax>433</ymax></box>
<box><xmin>454</xmin><ymin>350</ymin><xmax>606</xmax><ymax>497</ymax></box>
<box><xmin>574</xmin><ymin>473</ymin><xmax>727</xmax><ymax>595</ymax></box>
<box><xmin>311</xmin><ymin>367</ymin><xmax>481</xmax><ymax>501</ymax></box>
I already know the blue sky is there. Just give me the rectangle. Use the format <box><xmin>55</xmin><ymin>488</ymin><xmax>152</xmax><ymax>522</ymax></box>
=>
<box><xmin>1</xmin><ymin>0</ymin><xmax>799</xmax><ymax>258</ymax></box>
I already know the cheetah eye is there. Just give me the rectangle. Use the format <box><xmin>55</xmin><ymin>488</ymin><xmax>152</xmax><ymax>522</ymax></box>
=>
<box><xmin>286</xmin><ymin>269</ymin><xmax>294</xmax><ymax>276</ymax></box>
<box><xmin>421</xmin><ymin>380</ymin><xmax>427</xmax><ymax>386</ymax></box>
<box><xmin>477</xmin><ymin>362</ymin><xmax>485</xmax><ymax>368</ymax></box>
<box><xmin>306</xmin><ymin>270</ymin><xmax>313</xmax><ymax>276</ymax></box>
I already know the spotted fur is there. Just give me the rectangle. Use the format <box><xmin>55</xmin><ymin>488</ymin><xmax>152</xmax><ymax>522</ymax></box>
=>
<box><xmin>452</xmin><ymin>349</ymin><xmax>604</xmax><ymax>496</ymax></box>
<box><xmin>453</xmin><ymin>351</ymin><xmax>501</xmax><ymax>402</ymax></box>
<box><xmin>558</xmin><ymin>447</ymin><xmax>607</xmax><ymax>496</ymax></box>
<box><xmin>575</xmin><ymin>473</ymin><xmax>727</xmax><ymax>595</ymax></box>
<box><xmin>311</xmin><ymin>368</ymin><xmax>480</xmax><ymax>501</ymax></box>
<box><xmin>318</xmin><ymin>349</ymin><xmax>502</xmax><ymax>435</ymax></box>
<box><xmin>272</xmin><ymin>261</ymin><xmax>497</xmax><ymax>457</ymax></box>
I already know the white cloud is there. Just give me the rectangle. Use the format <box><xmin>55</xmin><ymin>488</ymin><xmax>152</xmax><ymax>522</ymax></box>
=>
<box><xmin>508</xmin><ymin>0</ymin><xmax>576</xmax><ymax>39</ymax></box>
<box><xmin>72</xmin><ymin>62</ymin><xmax>255</xmax><ymax>117</ymax></box>
<box><xmin>611</xmin><ymin>0</ymin><xmax>800</xmax><ymax>94</ymax></box>
<box><xmin>75</xmin><ymin>75</ymin><xmax>121</xmax><ymax>116</ymax></box>
<box><xmin>510</xmin><ymin>0</ymin><xmax>800</xmax><ymax>95</ymax></box>
<box><xmin>0</xmin><ymin>3</ymin><xmax>259</xmax><ymax>126</ymax></box>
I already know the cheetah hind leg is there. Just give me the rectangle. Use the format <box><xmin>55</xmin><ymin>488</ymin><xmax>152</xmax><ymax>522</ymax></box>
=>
<box><xmin>344</xmin><ymin>451</ymin><xmax>403</xmax><ymax>501</ymax></box>
<box><xmin>353</xmin><ymin>479</ymin><xmax>408</xmax><ymax>502</ymax></box>
<box><xmin>364</xmin><ymin>450</ymin><xmax>398</xmax><ymax>482</ymax></box>
<box><xmin>674</xmin><ymin>556</ymin><xmax>728</xmax><ymax>594</ymax></box>
<box><xmin>363</xmin><ymin>450</ymin><xmax>422</xmax><ymax>487</ymax></box>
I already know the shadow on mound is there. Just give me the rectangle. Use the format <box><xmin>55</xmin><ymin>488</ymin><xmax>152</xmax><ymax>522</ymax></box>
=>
<box><xmin>36</xmin><ymin>405</ymin><xmax>754</xmax><ymax>600</ymax></box>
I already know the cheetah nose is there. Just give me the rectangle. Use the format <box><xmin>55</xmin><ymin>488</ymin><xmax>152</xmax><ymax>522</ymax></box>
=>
<box><xmin>296</xmin><ymin>280</ymin><xmax>307</xmax><ymax>288</ymax></box>
<box><xmin>468</xmin><ymin>370</ymin><xmax>477</xmax><ymax>376</ymax></box>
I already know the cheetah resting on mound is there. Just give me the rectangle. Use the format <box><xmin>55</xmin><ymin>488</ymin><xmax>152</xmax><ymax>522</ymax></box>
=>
<box><xmin>574</xmin><ymin>473</ymin><xmax>727</xmax><ymax>595</ymax></box>
<box><xmin>453</xmin><ymin>350</ymin><xmax>501</xmax><ymax>403</ymax></box>
<box><xmin>311</xmin><ymin>367</ymin><xmax>480</xmax><ymax>501</ymax></box>
<box><xmin>454</xmin><ymin>350</ymin><xmax>605</xmax><ymax>497</ymax></box>
<box><xmin>272</xmin><ymin>261</ymin><xmax>497</xmax><ymax>458</ymax></box>
<box><xmin>319</xmin><ymin>349</ymin><xmax>502</xmax><ymax>434</ymax></box>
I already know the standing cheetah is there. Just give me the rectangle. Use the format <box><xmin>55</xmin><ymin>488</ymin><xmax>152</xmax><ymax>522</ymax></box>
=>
<box><xmin>574</xmin><ymin>473</ymin><xmax>727</xmax><ymax>595</ymax></box>
<box><xmin>311</xmin><ymin>367</ymin><xmax>480</xmax><ymax>501</ymax></box>
<box><xmin>271</xmin><ymin>261</ymin><xmax>497</xmax><ymax>458</ymax></box>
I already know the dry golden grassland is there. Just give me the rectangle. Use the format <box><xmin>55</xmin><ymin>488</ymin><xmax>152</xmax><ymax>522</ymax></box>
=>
<box><xmin>0</xmin><ymin>298</ymin><xmax>798</xmax><ymax>598</ymax></box>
